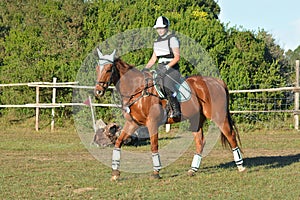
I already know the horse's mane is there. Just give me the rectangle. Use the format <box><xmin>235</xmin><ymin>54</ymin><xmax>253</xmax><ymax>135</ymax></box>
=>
<box><xmin>115</xmin><ymin>58</ymin><xmax>135</xmax><ymax>69</ymax></box>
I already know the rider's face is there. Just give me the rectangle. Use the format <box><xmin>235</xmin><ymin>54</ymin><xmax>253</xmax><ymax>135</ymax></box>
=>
<box><xmin>156</xmin><ymin>28</ymin><xmax>168</xmax><ymax>36</ymax></box>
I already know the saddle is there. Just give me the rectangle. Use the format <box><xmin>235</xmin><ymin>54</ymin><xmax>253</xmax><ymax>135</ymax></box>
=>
<box><xmin>152</xmin><ymin>70</ymin><xmax>191</xmax><ymax>102</ymax></box>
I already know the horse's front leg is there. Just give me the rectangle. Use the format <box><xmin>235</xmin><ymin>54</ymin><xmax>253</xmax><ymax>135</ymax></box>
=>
<box><xmin>147</xmin><ymin>121</ymin><xmax>162</xmax><ymax>179</ymax></box>
<box><xmin>150</xmin><ymin>130</ymin><xmax>162</xmax><ymax>179</ymax></box>
<box><xmin>188</xmin><ymin>128</ymin><xmax>205</xmax><ymax>176</ymax></box>
<box><xmin>111</xmin><ymin>121</ymin><xmax>138</xmax><ymax>181</ymax></box>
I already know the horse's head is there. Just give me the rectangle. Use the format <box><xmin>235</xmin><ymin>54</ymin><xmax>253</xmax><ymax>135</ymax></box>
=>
<box><xmin>95</xmin><ymin>49</ymin><xmax>117</xmax><ymax>98</ymax></box>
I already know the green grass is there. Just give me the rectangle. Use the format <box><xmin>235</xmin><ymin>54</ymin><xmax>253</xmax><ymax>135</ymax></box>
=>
<box><xmin>0</xmin><ymin>119</ymin><xmax>299</xmax><ymax>199</ymax></box>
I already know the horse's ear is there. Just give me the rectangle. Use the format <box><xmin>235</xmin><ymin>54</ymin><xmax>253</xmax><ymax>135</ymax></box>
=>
<box><xmin>111</xmin><ymin>49</ymin><xmax>116</xmax><ymax>59</ymax></box>
<box><xmin>97</xmin><ymin>48</ymin><xmax>103</xmax><ymax>59</ymax></box>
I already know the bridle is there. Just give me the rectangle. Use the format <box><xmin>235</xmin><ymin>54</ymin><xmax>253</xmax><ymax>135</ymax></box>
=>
<box><xmin>96</xmin><ymin>58</ymin><xmax>116</xmax><ymax>93</ymax></box>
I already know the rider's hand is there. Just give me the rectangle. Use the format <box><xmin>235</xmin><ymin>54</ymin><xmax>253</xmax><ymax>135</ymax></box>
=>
<box><xmin>142</xmin><ymin>68</ymin><xmax>150</xmax><ymax>72</ymax></box>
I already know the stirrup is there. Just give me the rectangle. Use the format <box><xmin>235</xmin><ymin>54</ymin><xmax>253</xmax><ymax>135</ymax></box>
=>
<box><xmin>169</xmin><ymin>107</ymin><xmax>181</xmax><ymax>118</ymax></box>
<box><xmin>169</xmin><ymin>112</ymin><xmax>181</xmax><ymax>123</ymax></box>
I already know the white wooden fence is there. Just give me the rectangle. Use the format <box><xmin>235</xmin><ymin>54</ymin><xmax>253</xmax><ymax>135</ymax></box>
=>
<box><xmin>1</xmin><ymin>60</ymin><xmax>299</xmax><ymax>131</ymax></box>
<box><xmin>0</xmin><ymin>79</ymin><xmax>121</xmax><ymax>131</ymax></box>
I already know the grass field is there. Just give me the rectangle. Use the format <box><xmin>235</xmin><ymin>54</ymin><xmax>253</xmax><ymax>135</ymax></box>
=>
<box><xmin>0</xmin><ymin>119</ymin><xmax>299</xmax><ymax>199</ymax></box>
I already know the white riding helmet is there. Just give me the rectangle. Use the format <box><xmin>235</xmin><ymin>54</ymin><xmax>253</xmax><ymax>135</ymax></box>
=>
<box><xmin>153</xmin><ymin>16</ymin><xmax>170</xmax><ymax>29</ymax></box>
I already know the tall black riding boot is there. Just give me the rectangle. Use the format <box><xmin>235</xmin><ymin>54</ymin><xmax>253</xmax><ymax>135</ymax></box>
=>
<box><xmin>165</xmin><ymin>90</ymin><xmax>181</xmax><ymax>119</ymax></box>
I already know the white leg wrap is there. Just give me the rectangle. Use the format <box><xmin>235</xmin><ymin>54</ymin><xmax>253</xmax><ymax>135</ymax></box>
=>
<box><xmin>232</xmin><ymin>147</ymin><xmax>243</xmax><ymax>166</ymax></box>
<box><xmin>152</xmin><ymin>153</ymin><xmax>162</xmax><ymax>171</ymax></box>
<box><xmin>112</xmin><ymin>148</ymin><xmax>121</xmax><ymax>170</ymax></box>
<box><xmin>191</xmin><ymin>154</ymin><xmax>202</xmax><ymax>172</ymax></box>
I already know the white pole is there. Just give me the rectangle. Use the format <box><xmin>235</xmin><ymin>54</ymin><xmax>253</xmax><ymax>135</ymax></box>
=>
<box><xmin>89</xmin><ymin>96</ymin><xmax>97</xmax><ymax>132</ymax></box>
<box><xmin>166</xmin><ymin>124</ymin><xmax>171</xmax><ymax>132</ymax></box>
<box><xmin>35</xmin><ymin>86</ymin><xmax>39</xmax><ymax>131</ymax></box>
<box><xmin>51</xmin><ymin>77</ymin><xmax>57</xmax><ymax>132</ymax></box>
<box><xmin>295</xmin><ymin>60</ymin><xmax>299</xmax><ymax>130</ymax></box>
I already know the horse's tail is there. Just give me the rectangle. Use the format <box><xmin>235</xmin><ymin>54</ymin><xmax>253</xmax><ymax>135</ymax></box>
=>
<box><xmin>220</xmin><ymin>109</ymin><xmax>242</xmax><ymax>149</ymax></box>
<box><xmin>220</xmin><ymin>83</ymin><xmax>243</xmax><ymax>150</ymax></box>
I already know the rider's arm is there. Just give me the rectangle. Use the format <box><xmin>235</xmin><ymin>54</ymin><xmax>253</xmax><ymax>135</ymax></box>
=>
<box><xmin>166</xmin><ymin>47</ymin><xmax>180</xmax><ymax>69</ymax></box>
<box><xmin>165</xmin><ymin>36</ymin><xmax>180</xmax><ymax>69</ymax></box>
<box><xmin>145</xmin><ymin>52</ymin><xmax>157</xmax><ymax>69</ymax></box>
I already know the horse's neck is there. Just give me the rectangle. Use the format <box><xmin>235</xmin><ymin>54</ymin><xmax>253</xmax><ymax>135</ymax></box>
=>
<box><xmin>115</xmin><ymin>60</ymin><xmax>144</xmax><ymax>97</ymax></box>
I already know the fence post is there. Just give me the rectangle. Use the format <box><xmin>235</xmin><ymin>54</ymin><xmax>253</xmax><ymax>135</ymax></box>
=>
<box><xmin>295</xmin><ymin>60</ymin><xmax>299</xmax><ymax>130</ymax></box>
<box><xmin>35</xmin><ymin>86</ymin><xmax>40</xmax><ymax>131</ymax></box>
<box><xmin>51</xmin><ymin>77</ymin><xmax>57</xmax><ymax>132</ymax></box>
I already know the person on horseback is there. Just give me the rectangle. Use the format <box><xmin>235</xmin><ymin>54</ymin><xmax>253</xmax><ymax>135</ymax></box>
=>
<box><xmin>144</xmin><ymin>16</ymin><xmax>181</xmax><ymax>120</ymax></box>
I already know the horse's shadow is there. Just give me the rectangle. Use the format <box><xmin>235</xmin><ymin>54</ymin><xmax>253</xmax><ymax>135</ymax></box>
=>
<box><xmin>213</xmin><ymin>153</ymin><xmax>300</xmax><ymax>170</ymax></box>
<box><xmin>132</xmin><ymin>136</ymin><xmax>182</xmax><ymax>147</ymax></box>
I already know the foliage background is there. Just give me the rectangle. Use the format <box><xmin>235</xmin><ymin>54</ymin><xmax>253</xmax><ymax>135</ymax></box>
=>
<box><xmin>0</xmin><ymin>0</ymin><xmax>299</xmax><ymax>123</ymax></box>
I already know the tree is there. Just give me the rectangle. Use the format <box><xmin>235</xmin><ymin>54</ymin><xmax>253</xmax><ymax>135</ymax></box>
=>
<box><xmin>286</xmin><ymin>45</ymin><xmax>300</xmax><ymax>72</ymax></box>
<box><xmin>0</xmin><ymin>0</ymin><xmax>86</xmax><ymax>118</ymax></box>
<box><xmin>0</xmin><ymin>0</ymin><xmax>293</xmax><ymax>124</ymax></box>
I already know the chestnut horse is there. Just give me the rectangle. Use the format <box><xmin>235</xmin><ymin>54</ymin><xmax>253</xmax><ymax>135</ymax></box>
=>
<box><xmin>95</xmin><ymin>49</ymin><xmax>246</xmax><ymax>181</ymax></box>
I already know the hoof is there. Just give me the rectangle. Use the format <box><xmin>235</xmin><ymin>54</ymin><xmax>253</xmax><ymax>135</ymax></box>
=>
<box><xmin>237</xmin><ymin>166</ymin><xmax>247</xmax><ymax>172</ymax></box>
<box><xmin>111</xmin><ymin>170</ymin><xmax>120</xmax><ymax>181</ymax></box>
<box><xmin>151</xmin><ymin>171</ymin><xmax>162</xmax><ymax>179</ymax></box>
<box><xmin>187</xmin><ymin>169</ymin><xmax>196</xmax><ymax>177</ymax></box>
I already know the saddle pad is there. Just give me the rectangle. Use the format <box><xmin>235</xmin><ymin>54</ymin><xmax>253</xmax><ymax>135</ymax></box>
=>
<box><xmin>152</xmin><ymin>71</ymin><xmax>191</xmax><ymax>102</ymax></box>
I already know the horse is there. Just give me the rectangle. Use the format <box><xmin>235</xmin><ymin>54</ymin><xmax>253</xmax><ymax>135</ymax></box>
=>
<box><xmin>94</xmin><ymin>49</ymin><xmax>246</xmax><ymax>181</ymax></box>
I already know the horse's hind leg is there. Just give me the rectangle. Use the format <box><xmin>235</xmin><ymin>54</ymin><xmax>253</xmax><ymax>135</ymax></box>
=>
<box><xmin>217</xmin><ymin>117</ymin><xmax>246</xmax><ymax>172</ymax></box>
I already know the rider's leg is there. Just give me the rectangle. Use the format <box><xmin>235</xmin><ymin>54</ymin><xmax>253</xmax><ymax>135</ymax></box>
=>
<box><xmin>164</xmin><ymin>87</ymin><xmax>181</xmax><ymax>119</ymax></box>
<box><xmin>163</xmin><ymin>67</ymin><xmax>181</xmax><ymax>119</ymax></box>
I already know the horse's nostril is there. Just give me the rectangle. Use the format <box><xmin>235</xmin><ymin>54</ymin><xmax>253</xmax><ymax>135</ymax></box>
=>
<box><xmin>95</xmin><ymin>90</ymin><xmax>104</xmax><ymax>97</ymax></box>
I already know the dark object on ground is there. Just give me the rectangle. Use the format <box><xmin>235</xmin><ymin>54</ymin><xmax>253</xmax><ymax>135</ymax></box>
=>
<box><xmin>93</xmin><ymin>123</ymin><xmax>149</xmax><ymax>147</ymax></box>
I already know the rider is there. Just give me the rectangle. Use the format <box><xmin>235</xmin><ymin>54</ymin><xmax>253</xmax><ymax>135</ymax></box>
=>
<box><xmin>144</xmin><ymin>16</ymin><xmax>181</xmax><ymax>120</ymax></box>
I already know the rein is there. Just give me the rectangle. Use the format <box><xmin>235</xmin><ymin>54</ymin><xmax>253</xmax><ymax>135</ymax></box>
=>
<box><xmin>122</xmin><ymin>73</ymin><xmax>158</xmax><ymax>108</ymax></box>
<box><xmin>96</xmin><ymin>59</ymin><xmax>160</xmax><ymax>125</ymax></box>
<box><xmin>120</xmin><ymin>73</ymin><xmax>159</xmax><ymax>126</ymax></box>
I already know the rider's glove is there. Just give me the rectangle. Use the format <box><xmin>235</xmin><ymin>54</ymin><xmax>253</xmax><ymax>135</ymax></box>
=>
<box><xmin>142</xmin><ymin>68</ymin><xmax>150</xmax><ymax>73</ymax></box>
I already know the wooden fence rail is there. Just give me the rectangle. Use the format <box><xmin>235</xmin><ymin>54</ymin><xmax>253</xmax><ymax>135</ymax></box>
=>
<box><xmin>0</xmin><ymin>79</ymin><xmax>122</xmax><ymax>131</ymax></box>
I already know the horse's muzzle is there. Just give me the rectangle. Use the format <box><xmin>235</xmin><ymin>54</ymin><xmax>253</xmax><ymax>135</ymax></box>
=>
<box><xmin>94</xmin><ymin>83</ymin><xmax>106</xmax><ymax>98</ymax></box>
<box><xmin>95</xmin><ymin>89</ymin><xmax>105</xmax><ymax>98</ymax></box>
